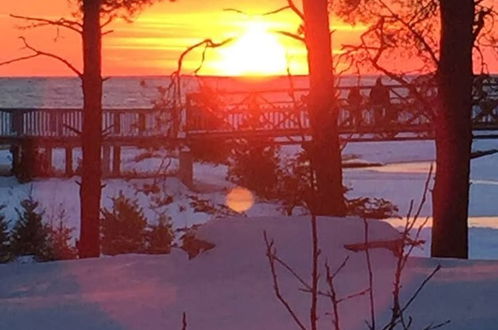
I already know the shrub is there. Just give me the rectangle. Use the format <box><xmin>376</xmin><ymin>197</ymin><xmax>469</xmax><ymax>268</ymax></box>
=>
<box><xmin>101</xmin><ymin>192</ymin><xmax>148</xmax><ymax>255</ymax></box>
<box><xmin>45</xmin><ymin>220</ymin><xmax>78</xmax><ymax>261</ymax></box>
<box><xmin>227</xmin><ymin>138</ymin><xmax>282</xmax><ymax>199</ymax></box>
<box><xmin>188</xmin><ymin>138</ymin><xmax>233</xmax><ymax>164</ymax></box>
<box><xmin>188</xmin><ymin>195</ymin><xmax>242</xmax><ymax>217</ymax></box>
<box><xmin>181</xmin><ymin>227</ymin><xmax>215</xmax><ymax>259</ymax></box>
<box><xmin>346</xmin><ymin>197</ymin><xmax>399</xmax><ymax>219</ymax></box>
<box><xmin>0</xmin><ymin>205</ymin><xmax>10</xmax><ymax>263</ymax></box>
<box><xmin>9</xmin><ymin>198</ymin><xmax>52</xmax><ymax>261</ymax></box>
<box><xmin>275</xmin><ymin>151</ymin><xmax>313</xmax><ymax>215</ymax></box>
<box><xmin>146</xmin><ymin>215</ymin><xmax>174</xmax><ymax>254</ymax></box>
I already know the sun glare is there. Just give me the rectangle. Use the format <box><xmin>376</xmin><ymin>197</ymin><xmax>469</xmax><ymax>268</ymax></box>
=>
<box><xmin>215</xmin><ymin>21</ymin><xmax>288</xmax><ymax>77</ymax></box>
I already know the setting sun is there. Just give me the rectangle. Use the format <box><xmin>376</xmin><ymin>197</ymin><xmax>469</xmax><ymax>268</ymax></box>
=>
<box><xmin>215</xmin><ymin>21</ymin><xmax>288</xmax><ymax>76</ymax></box>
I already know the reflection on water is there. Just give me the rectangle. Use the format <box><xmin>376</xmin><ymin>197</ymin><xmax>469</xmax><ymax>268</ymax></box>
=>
<box><xmin>384</xmin><ymin>217</ymin><xmax>498</xmax><ymax>230</ymax></box>
<box><xmin>361</xmin><ymin>161</ymin><xmax>498</xmax><ymax>187</ymax></box>
<box><xmin>360</xmin><ymin>161</ymin><xmax>435</xmax><ymax>174</ymax></box>
<box><xmin>472</xmin><ymin>179</ymin><xmax>498</xmax><ymax>186</ymax></box>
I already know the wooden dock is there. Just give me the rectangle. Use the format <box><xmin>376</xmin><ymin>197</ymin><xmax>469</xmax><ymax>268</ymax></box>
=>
<box><xmin>1</xmin><ymin>83</ymin><xmax>497</xmax><ymax>178</ymax></box>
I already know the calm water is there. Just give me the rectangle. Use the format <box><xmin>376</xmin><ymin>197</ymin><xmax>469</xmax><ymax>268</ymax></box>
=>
<box><xmin>0</xmin><ymin>75</ymin><xmax>384</xmax><ymax>108</ymax></box>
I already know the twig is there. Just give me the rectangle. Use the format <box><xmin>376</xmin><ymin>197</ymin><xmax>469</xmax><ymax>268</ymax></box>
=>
<box><xmin>325</xmin><ymin>262</ymin><xmax>341</xmax><ymax>330</ymax></box>
<box><xmin>263</xmin><ymin>231</ymin><xmax>307</xmax><ymax>330</ymax></box>
<box><xmin>63</xmin><ymin>124</ymin><xmax>82</xmax><ymax>136</ymax></box>
<box><xmin>0</xmin><ymin>37</ymin><xmax>83</xmax><ymax>77</ymax></box>
<box><xmin>310</xmin><ymin>214</ymin><xmax>320</xmax><ymax>330</ymax></box>
<box><xmin>182</xmin><ymin>312</ymin><xmax>187</xmax><ymax>330</ymax></box>
<box><xmin>275</xmin><ymin>30</ymin><xmax>306</xmax><ymax>43</ymax></box>
<box><xmin>224</xmin><ymin>0</ymin><xmax>303</xmax><ymax>20</ymax></box>
<box><xmin>363</xmin><ymin>218</ymin><xmax>376</xmax><ymax>330</ymax></box>
<box><xmin>324</xmin><ymin>257</ymin><xmax>369</xmax><ymax>330</ymax></box>
<box><xmin>272</xmin><ymin>253</ymin><xmax>310</xmax><ymax>291</ymax></box>
<box><xmin>10</xmin><ymin>14</ymin><xmax>83</xmax><ymax>34</ymax></box>
<box><xmin>400</xmin><ymin>264</ymin><xmax>441</xmax><ymax>315</ymax></box>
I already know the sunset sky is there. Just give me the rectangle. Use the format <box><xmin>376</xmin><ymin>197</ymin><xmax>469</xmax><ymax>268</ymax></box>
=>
<box><xmin>0</xmin><ymin>0</ymin><xmax>367</xmax><ymax>76</ymax></box>
<box><xmin>0</xmin><ymin>1</ymin><xmax>496</xmax><ymax>77</ymax></box>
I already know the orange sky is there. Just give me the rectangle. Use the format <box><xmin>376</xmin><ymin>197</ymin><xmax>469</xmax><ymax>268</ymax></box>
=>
<box><xmin>0</xmin><ymin>1</ymin><xmax>496</xmax><ymax>76</ymax></box>
<box><xmin>0</xmin><ymin>0</ymin><xmax>369</xmax><ymax>76</ymax></box>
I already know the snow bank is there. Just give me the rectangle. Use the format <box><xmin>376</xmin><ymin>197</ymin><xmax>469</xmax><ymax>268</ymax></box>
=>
<box><xmin>0</xmin><ymin>216</ymin><xmax>497</xmax><ymax>329</ymax></box>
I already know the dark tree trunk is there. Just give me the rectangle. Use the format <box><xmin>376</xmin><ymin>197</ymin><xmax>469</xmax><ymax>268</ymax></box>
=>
<box><xmin>302</xmin><ymin>0</ymin><xmax>346</xmax><ymax>216</ymax></box>
<box><xmin>79</xmin><ymin>0</ymin><xmax>103</xmax><ymax>258</ymax></box>
<box><xmin>431</xmin><ymin>0</ymin><xmax>474</xmax><ymax>258</ymax></box>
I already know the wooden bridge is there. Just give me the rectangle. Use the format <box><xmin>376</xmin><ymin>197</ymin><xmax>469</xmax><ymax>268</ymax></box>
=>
<box><xmin>0</xmin><ymin>82</ymin><xmax>497</xmax><ymax>177</ymax></box>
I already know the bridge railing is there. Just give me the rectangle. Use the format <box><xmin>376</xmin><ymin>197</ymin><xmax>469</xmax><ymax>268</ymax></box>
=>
<box><xmin>185</xmin><ymin>85</ymin><xmax>435</xmax><ymax>135</ymax></box>
<box><xmin>0</xmin><ymin>108</ymin><xmax>174</xmax><ymax>140</ymax></box>
<box><xmin>184</xmin><ymin>82</ymin><xmax>498</xmax><ymax>137</ymax></box>
<box><xmin>0</xmin><ymin>82</ymin><xmax>497</xmax><ymax>142</ymax></box>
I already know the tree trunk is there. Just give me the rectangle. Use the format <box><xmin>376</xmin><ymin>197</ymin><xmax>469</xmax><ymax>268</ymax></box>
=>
<box><xmin>79</xmin><ymin>0</ymin><xmax>103</xmax><ymax>258</ymax></box>
<box><xmin>431</xmin><ymin>0</ymin><xmax>474</xmax><ymax>258</ymax></box>
<box><xmin>302</xmin><ymin>0</ymin><xmax>346</xmax><ymax>216</ymax></box>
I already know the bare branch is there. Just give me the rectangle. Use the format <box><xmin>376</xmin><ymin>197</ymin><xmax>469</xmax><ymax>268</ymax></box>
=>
<box><xmin>377</xmin><ymin>0</ymin><xmax>439</xmax><ymax>66</ymax></box>
<box><xmin>400</xmin><ymin>264</ymin><xmax>442</xmax><ymax>315</ymax></box>
<box><xmin>287</xmin><ymin>0</ymin><xmax>304</xmax><ymax>20</ymax></box>
<box><xmin>0</xmin><ymin>54</ymin><xmax>39</xmax><ymax>67</ymax></box>
<box><xmin>272</xmin><ymin>254</ymin><xmax>310</xmax><ymax>291</ymax></box>
<box><xmin>473</xmin><ymin>6</ymin><xmax>492</xmax><ymax>41</ymax></box>
<box><xmin>275</xmin><ymin>30</ymin><xmax>305</xmax><ymax>43</ymax></box>
<box><xmin>101</xmin><ymin>16</ymin><xmax>114</xmax><ymax>29</ymax></box>
<box><xmin>224</xmin><ymin>6</ymin><xmax>291</xmax><ymax>16</ymax></box>
<box><xmin>63</xmin><ymin>124</ymin><xmax>82</xmax><ymax>136</ymax></box>
<box><xmin>224</xmin><ymin>0</ymin><xmax>303</xmax><ymax>20</ymax></box>
<box><xmin>363</xmin><ymin>218</ymin><xmax>376</xmax><ymax>330</ymax></box>
<box><xmin>264</xmin><ymin>6</ymin><xmax>294</xmax><ymax>16</ymax></box>
<box><xmin>337</xmin><ymin>288</ymin><xmax>370</xmax><ymax>303</ymax></box>
<box><xmin>10</xmin><ymin>14</ymin><xmax>83</xmax><ymax>34</ymax></box>
<box><xmin>0</xmin><ymin>37</ymin><xmax>82</xmax><ymax>77</ymax></box>
<box><xmin>223</xmin><ymin>8</ymin><xmax>249</xmax><ymax>15</ymax></box>
<box><xmin>12</xmin><ymin>37</ymin><xmax>83</xmax><ymax>77</ymax></box>
<box><xmin>182</xmin><ymin>312</ymin><xmax>187</xmax><ymax>330</ymax></box>
<box><xmin>310</xmin><ymin>214</ymin><xmax>320</xmax><ymax>330</ymax></box>
<box><xmin>263</xmin><ymin>231</ymin><xmax>307</xmax><ymax>330</ymax></box>
<box><xmin>174</xmin><ymin>38</ymin><xmax>233</xmax><ymax>78</ymax></box>
<box><xmin>325</xmin><ymin>261</ymin><xmax>341</xmax><ymax>330</ymax></box>
<box><xmin>422</xmin><ymin>320</ymin><xmax>451</xmax><ymax>330</ymax></box>
<box><xmin>168</xmin><ymin>37</ymin><xmax>233</xmax><ymax>103</ymax></box>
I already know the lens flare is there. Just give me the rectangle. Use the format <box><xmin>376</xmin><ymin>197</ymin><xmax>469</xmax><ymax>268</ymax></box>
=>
<box><xmin>225</xmin><ymin>187</ymin><xmax>254</xmax><ymax>213</ymax></box>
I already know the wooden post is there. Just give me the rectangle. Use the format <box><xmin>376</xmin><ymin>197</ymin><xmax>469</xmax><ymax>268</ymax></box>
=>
<box><xmin>113</xmin><ymin>112</ymin><xmax>121</xmax><ymax>135</ymax></box>
<box><xmin>45</xmin><ymin>146</ymin><xmax>53</xmax><ymax>175</ymax></box>
<box><xmin>102</xmin><ymin>145</ymin><xmax>111</xmax><ymax>177</ymax></box>
<box><xmin>11</xmin><ymin>111</ymin><xmax>22</xmax><ymax>136</ymax></box>
<box><xmin>138</xmin><ymin>113</ymin><xmax>146</xmax><ymax>135</ymax></box>
<box><xmin>112</xmin><ymin>146</ymin><xmax>121</xmax><ymax>177</ymax></box>
<box><xmin>10</xmin><ymin>144</ymin><xmax>20</xmax><ymax>176</ymax></box>
<box><xmin>65</xmin><ymin>147</ymin><xmax>73</xmax><ymax>177</ymax></box>
<box><xmin>179</xmin><ymin>149</ymin><xmax>193</xmax><ymax>187</ymax></box>
<box><xmin>57</xmin><ymin>111</ymin><xmax>63</xmax><ymax>137</ymax></box>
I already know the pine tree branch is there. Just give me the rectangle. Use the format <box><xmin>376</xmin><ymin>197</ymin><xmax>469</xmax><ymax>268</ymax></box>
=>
<box><xmin>376</xmin><ymin>0</ymin><xmax>438</xmax><ymax>66</ymax></box>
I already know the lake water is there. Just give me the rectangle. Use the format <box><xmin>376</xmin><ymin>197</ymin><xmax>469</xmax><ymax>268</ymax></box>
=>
<box><xmin>0</xmin><ymin>75</ymin><xmax>385</xmax><ymax>108</ymax></box>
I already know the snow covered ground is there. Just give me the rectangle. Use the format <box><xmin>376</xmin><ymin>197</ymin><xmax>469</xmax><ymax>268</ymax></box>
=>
<box><xmin>1</xmin><ymin>217</ymin><xmax>498</xmax><ymax>330</ymax></box>
<box><xmin>1</xmin><ymin>139</ymin><xmax>497</xmax><ymax>257</ymax></box>
<box><xmin>0</xmin><ymin>139</ymin><xmax>497</xmax><ymax>329</ymax></box>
